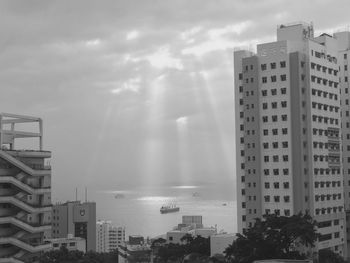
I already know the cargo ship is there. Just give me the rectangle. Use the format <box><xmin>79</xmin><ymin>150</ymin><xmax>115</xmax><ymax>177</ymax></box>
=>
<box><xmin>160</xmin><ymin>204</ymin><xmax>180</xmax><ymax>214</ymax></box>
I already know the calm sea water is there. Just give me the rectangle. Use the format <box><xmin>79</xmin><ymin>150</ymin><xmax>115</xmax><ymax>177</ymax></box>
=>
<box><xmin>90</xmin><ymin>184</ymin><xmax>237</xmax><ymax>238</ymax></box>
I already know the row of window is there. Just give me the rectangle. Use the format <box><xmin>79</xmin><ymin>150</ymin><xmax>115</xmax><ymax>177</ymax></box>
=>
<box><xmin>314</xmin><ymin>168</ymin><xmax>341</xmax><ymax>175</ymax></box>
<box><xmin>315</xmin><ymin>206</ymin><xmax>343</xmax><ymax>215</ymax></box>
<box><xmin>263</xmin><ymin>195</ymin><xmax>290</xmax><ymax>203</ymax></box>
<box><xmin>311</xmin><ymin>75</ymin><xmax>339</xmax><ymax>88</ymax></box>
<box><xmin>312</xmin><ymin>101</ymin><xmax>339</xmax><ymax>112</ymax></box>
<box><xmin>261</xmin><ymin>61</ymin><xmax>287</xmax><ymax>71</ymax></box>
<box><xmin>263</xmin><ymin>168</ymin><xmax>289</xmax><ymax>176</ymax></box>
<box><xmin>312</xmin><ymin>128</ymin><xmax>339</xmax><ymax>137</ymax></box>
<box><xmin>262</xmin><ymin>101</ymin><xmax>287</xmax><ymax>109</ymax></box>
<box><xmin>263</xmin><ymin>155</ymin><xmax>289</xmax><ymax>162</ymax></box>
<box><xmin>263</xmin><ymin>141</ymin><xmax>289</xmax><ymax>149</ymax></box>
<box><xmin>312</xmin><ymin>50</ymin><xmax>337</xmax><ymax>64</ymax></box>
<box><xmin>315</xmin><ymin>181</ymin><xmax>341</xmax><ymax>188</ymax></box>
<box><xmin>264</xmin><ymin>181</ymin><xmax>290</xmax><ymax>189</ymax></box>
<box><xmin>315</xmin><ymin>193</ymin><xmax>342</xmax><ymax>201</ymax></box>
<box><xmin>311</xmin><ymin>88</ymin><xmax>338</xmax><ymax>100</ymax></box>
<box><xmin>313</xmin><ymin>141</ymin><xmax>339</xmax><ymax>150</ymax></box>
<box><xmin>262</xmin><ymin>87</ymin><xmax>287</xmax><ymax>96</ymax></box>
<box><xmin>262</xmin><ymin>75</ymin><xmax>287</xmax><ymax>83</ymax></box>
<box><xmin>262</xmin><ymin>114</ymin><xmax>288</xmax><ymax>122</ymax></box>
<box><xmin>310</xmin><ymin>62</ymin><xmax>338</xmax><ymax>75</ymax></box>
<box><xmin>312</xmin><ymin>115</ymin><xmax>339</xmax><ymax>125</ymax></box>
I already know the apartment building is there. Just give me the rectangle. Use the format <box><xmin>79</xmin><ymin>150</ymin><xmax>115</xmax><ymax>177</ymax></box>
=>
<box><xmin>234</xmin><ymin>22</ymin><xmax>349</xmax><ymax>257</ymax></box>
<box><xmin>52</xmin><ymin>200</ymin><xmax>96</xmax><ymax>252</ymax></box>
<box><xmin>335</xmin><ymin>31</ymin><xmax>350</xmax><ymax>258</ymax></box>
<box><xmin>0</xmin><ymin>113</ymin><xmax>52</xmax><ymax>263</ymax></box>
<box><xmin>96</xmin><ymin>220</ymin><xmax>125</xmax><ymax>252</ymax></box>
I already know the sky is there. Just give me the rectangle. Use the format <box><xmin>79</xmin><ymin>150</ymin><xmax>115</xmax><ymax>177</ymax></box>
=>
<box><xmin>0</xmin><ymin>0</ymin><xmax>349</xmax><ymax>202</ymax></box>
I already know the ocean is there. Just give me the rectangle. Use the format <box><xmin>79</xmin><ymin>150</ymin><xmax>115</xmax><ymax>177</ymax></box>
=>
<box><xmin>91</xmin><ymin>184</ymin><xmax>237</xmax><ymax>238</ymax></box>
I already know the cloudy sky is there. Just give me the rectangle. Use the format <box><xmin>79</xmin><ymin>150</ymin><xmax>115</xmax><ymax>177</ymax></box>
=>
<box><xmin>1</xmin><ymin>0</ymin><xmax>349</xmax><ymax>201</ymax></box>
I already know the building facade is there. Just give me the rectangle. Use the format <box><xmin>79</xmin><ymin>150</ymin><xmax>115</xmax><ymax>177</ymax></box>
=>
<box><xmin>118</xmin><ymin>235</ymin><xmax>151</xmax><ymax>263</ymax></box>
<box><xmin>50</xmin><ymin>235</ymin><xmax>86</xmax><ymax>253</ymax></box>
<box><xmin>234</xmin><ymin>23</ymin><xmax>349</xmax><ymax>257</ymax></box>
<box><xmin>0</xmin><ymin>113</ymin><xmax>52</xmax><ymax>263</ymax></box>
<box><xmin>96</xmin><ymin>220</ymin><xmax>125</xmax><ymax>252</ymax></box>
<box><xmin>52</xmin><ymin>201</ymin><xmax>96</xmax><ymax>251</ymax></box>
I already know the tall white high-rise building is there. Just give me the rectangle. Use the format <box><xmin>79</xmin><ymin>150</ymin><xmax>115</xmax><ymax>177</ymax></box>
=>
<box><xmin>234</xmin><ymin>22</ymin><xmax>350</xmax><ymax>257</ymax></box>
<box><xmin>96</xmin><ymin>220</ymin><xmax>125</xmax><ymax>252</ymax></box>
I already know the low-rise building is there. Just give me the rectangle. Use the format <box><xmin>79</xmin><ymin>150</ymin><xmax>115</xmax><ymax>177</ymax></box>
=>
<box><xmin>118</xmin><ymin>235</ymin><xmax>151</xmax><ymax>263</ymax></box>
<box><xmin>50</xmin><ymin>235</ymin><xmax>86</xmax><ymax>253</ymax></box>
<box><xmin>166</xmin><ymin>215</ymin><xmax>217</xmax><ymax>244</ymax></box>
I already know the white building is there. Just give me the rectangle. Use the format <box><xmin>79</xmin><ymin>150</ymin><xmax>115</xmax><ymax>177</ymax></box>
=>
<box><xmin>50</xmin><ymin>235</ymin><xmax>86</xmax><ymax>253</ymax></box>
<box><xmin>210</xmin><ymin>233</ymin><xmax>236</xmax><ymax>257</ymax></box>
<box><xmin>96</xmin><ymin>220</ymin><xmax>125</xmax><ymax>252</ymax></box>
<box><xmin>234</xmin><ymin>22</ymin><xmax>349</xmax><ymax>257</ymax></box>
<box><xmin>166</xmin><ymin>215</ymin><xmax>216</xmax><ymax>244</ymax></box>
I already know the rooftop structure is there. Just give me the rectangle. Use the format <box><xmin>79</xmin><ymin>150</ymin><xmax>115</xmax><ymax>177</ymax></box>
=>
<box><xmin>0</xmin><ymin>113</ymin><xmax>52</xmax><ymax>263</ymax></box>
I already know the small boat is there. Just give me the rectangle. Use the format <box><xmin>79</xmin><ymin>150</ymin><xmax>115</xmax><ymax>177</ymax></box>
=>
<box><xmin>115</xmin><ymin>194</ymin><xmax>125</xmax><ymax>199</ymax></box>
<box><xmin>222</xmin><ymin>203</ymin><xmax>227</xmax><ymax>206</ymax></box>
<box><xmin>192</xmin><ymin>192</ymin><xmax>200</xmax><ymax>197</ymax></box>
<box><xmin>160</xmin><ymin>204</ymin><xmax>180</xmax><ymax>214</ymax></box>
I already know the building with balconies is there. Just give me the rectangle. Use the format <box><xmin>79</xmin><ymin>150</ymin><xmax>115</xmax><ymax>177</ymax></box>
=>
<box><xmin>0</xmin><ymin>113</ymin><xmax>52</xmax><ymax>262</ymax></box>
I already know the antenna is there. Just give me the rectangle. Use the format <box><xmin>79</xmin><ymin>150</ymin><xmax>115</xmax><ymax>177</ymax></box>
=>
<box><xmin>75</xmin><ymin>188</ymin><xmax>78</xmax><ymax>202</ymax></box>
<box><xmin>85</xmin><ymin>187</ymin><xmax>87</xmax><ymax>202</ymax></box>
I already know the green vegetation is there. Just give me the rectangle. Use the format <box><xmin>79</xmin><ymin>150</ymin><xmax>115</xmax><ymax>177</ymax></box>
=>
<box><xmin>39</xmin><ymin>247</ymin><xmax>118</xmax><ymax>263</ymax></box>
<box><xmin>224</xmin><ymin>213</ymin><xmax>319</xmax><ymax>263</ymax></box>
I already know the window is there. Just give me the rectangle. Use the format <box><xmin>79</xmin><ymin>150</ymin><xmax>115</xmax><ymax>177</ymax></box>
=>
<box><xmin>263</xmin><ymin>103</ymin><xmax>268</xmax><ymax>109</ymax></box>
<box><xmin>264</xmin><ymin>156</ymin><xmax>269</xmax><ymax>162</ymax></box>
<box><xmin>264</xmin><ymin>195</ymin><xmax>270</xmax><ymax>202</ymax></box>
<box><xmin>262</xmin><ymin>90</ymin><xmax>267</xmax><ymax>96</ymax></box>
<box><xmin>274</xmin><ymin>196</ymin><xmax>280</xmax><ymax>202</ymax></box>
<box><xmin>262</xmin><ymin>77</ymin><xmax>267</xmax><ymax>83</ymax></box>
<box><xmin>272</xmin><ymin>102</ymin><xmax>277</xmax><ymax>109</ymax></box>
<box><xmin>274</xmin><ymin>182</ymin><xmax>279</xmax><ymax>189</ymax></box>
<box><xmin>273</xmin><ymin>155</ymin><xmax>279</xmax><ymax>162</ymax></box>
<box><xmin>263</xmin><ymin>116</ymin><xmax>268</xmax><ymax>122</ymax></box>
<box><xmin>261</xmin><ymin>64</ymin><xmax>267</xmax><ymax>70</ymax></box>
<box><xmin>284</xmin><ymin>196</ymin><xmax>290</xmax><ymax>202</ymax></box>
<box><xmin>238</xmin><ymin>73</ymin><xmax>242</xmax><ymax>80</ymax></box>
<box><xmin>270</xmin><ymin>62</ymin><xmax>276</xmax><ymax>69</ymax></box>
<box><xmin>282</xmin><ymin>128</ymin><xmax>288</xmax><ymax>135</ymax></box>
<box><xmin>280</xmin><ymin>61</ymin><xmax>286</xmax><ymax>68</ymax></box>
<box><xmin>272</xmin><ymin>129</ymin><xmax>278</xmax><ymax>135</ymax></box>
<box><xmin>283</xmin><ymin>182</ymin><xmax>289</xmax><ymax>189</ymax></box>
<box><xmin>265</xmin><ymin>182</ymin><xmax>270</xmax><ymax>189</ymax></box>
<box><xmin>272</xmin><ymin>115</ymin><xmax>278</xmax><ymax>122</ymax></box>
<box><xmin>281</xmin><ymin>87</ymin><xmax>287</xmax><ymax>94</ymax></box>
<box><xmin>283</xmin><ymin>155</ymin><xmax>289</xmax><ymax>161</ymax></box>
<box><xmin>281</xmin><ymin>114</ymin><xmax>287</xmax><ymax>121</ymax></box>
<box><xmin>282</xmin><ymin>141</ymin><xmax>288</xmax><ymax>148</ymax></box>
<box><xmin>281</xmin><ymin>101</ymin><xmax>287</xmax><ymax>108</ymax></box>
<box><xmin>345</xmin><ymin>54</ymin><xmax>348</xmax><ymax>59</ymax></box>
<box><xmin>271</xmin><ymin>75</ymin><xmax>277</xmax><ymax>82</ymax></box>
<box><xmin>263</xmin><ymin>129</ymin><xmax>268</xmax><ymax>135</ymax></box>
<box><xmin>280</xmin><ymin>75</ymin><xmax>287</xmax><ymax>81</ymax></box>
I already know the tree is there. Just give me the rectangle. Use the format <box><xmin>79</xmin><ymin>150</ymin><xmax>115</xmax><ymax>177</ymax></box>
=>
<box><xmin>224</xmin><ymin>213</ymin><xmax>318</xmax><ymax>263</ymax></box>
<box><xmin>39</xmin><ymin>247</ymin><xmax>118</xmax><ymax>263</ymax></box>
<box><xmin>318</xmin><ymin>249</ymin><xmax>345</xmax><ymax>263</ymax></box>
